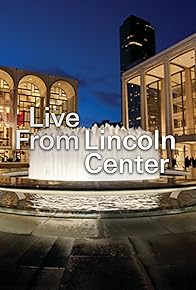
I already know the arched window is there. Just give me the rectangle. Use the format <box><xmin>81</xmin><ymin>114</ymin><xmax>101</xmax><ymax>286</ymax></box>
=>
<box><xmin>17</xmin><ymin>75</ymin><xmax>46</xmax><ymax>130</ymax></box>
<box><xmin>49</xmin><ymin>80</ymin><xmax>76</xmax><ymax>126</ymax></box>
<box><xmin>0</xmin><ymin>69</ymin><xmax>14</xmax><ymax>147</ymax></box>
<box><xmin>50</xmin><ymin>84</ymin><xmax>68</xmax><ymax>114</ymax></box>
<box><xmin>0</xmin><ymin>78</ymin><xmax>10</xmax><ymax>125</ymax></box>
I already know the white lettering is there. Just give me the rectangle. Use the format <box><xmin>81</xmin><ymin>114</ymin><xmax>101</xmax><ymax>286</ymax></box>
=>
<box><xmin>16</xmin><ymin>130</ymin><xmax>29</xmax><ymax>149</ymax></box>
<box><xmin>85</xmin><ymin>130</ymin><xmax>99</xmax><ymax>150</ymax></box>
<box><xmin>85</xmin><ymin>153</ymin><xmax>102</xmax><ymax>174</ymax></box>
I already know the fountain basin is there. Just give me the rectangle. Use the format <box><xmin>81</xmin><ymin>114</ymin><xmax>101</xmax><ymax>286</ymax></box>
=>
<box><xmin>0</xmin><ymin>170</ymin><xmax>194</xmax><ymax>192</ymax></box>
<box><xmin>0</xmin><ymin>170</ymin><xmax>196</xmax><ymax>217</ymax></box>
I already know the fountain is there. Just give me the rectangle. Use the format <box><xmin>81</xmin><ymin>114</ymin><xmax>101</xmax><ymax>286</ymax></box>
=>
<box><xmin>0</xmin><ymin>124</ymin><xmax>195</xmax><ymax>217</ymax></box>
<box><xmin>29</xmin><ymin>124</ymin><xmax>160</xmax><ymax>181</ymax></box>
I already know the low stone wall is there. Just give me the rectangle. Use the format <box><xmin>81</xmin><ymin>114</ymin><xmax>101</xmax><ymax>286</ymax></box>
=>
<box><xmin>0</xmin><ymin>162</ymin><xmax>29</xmax><ymax>169</ymax></box>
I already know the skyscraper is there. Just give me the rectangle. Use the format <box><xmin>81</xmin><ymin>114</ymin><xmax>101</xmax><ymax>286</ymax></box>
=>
<box><xmin>120</xmin><ymin>15</ymin><xmax>156</xmax><ymax>127</ymax></box>
<box><xmin>120</xmin><ymin>15</ymin><xmax>155</xmax><ymax>73</ymax></box>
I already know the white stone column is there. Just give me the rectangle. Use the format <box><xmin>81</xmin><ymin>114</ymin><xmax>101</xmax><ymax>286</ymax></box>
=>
<box><xmin>122</xmin><ymin>77</ymin><xmax>129</xmax><ymax>128</ymax></box>
<box><xmin>185</xmin><ymin>68</ymin><xmax>194</xmax><ymax>134</ymax></box>
<box><xmin>140</xmin><ymin>71</ymin><xmax>148</xmax><ymax>131</ymax></box>
<box><xmin>160</xmin><ymin>79</ymin><xmax>166</xmax><ymax>135</ymax></box>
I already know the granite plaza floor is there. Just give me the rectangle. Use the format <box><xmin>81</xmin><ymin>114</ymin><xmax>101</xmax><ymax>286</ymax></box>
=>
<box><xmin>0</xmin><ymin>211</ymin><xmax>196</xmax><ymax>289</ymax></box>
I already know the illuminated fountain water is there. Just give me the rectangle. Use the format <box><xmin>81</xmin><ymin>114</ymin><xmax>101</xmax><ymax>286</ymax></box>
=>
<box><xmin>0</xmin><ymin>124</ymin><xmax>194</xmax><ymax>217</ymax></box>
<box><xmin>29</xmin><ymin>124</ymin><xmax>160</xmax><ymax>181</ymax></box>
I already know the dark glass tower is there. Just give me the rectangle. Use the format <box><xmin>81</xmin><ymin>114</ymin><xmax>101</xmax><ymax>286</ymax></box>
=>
<box><xmin>120</xmin><ymin>15</ymin><xmax>156</xmax><ymax>128</ymax></box>
<box><xmin>120</xmin><ymin>15</ymin><xmax>155</xmax><ymax>73</ymax></box>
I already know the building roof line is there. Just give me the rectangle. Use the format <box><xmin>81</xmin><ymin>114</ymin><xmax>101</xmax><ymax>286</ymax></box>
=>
<box><xmin>123</xmin><ymin>33</ymin><xmax>196</xmax><ymax>77</ymax></box>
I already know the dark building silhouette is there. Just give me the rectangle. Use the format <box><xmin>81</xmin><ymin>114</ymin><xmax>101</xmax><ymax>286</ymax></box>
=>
<box><xmin>120</xmin><ymin>15</ymin><xmax>156</xmax><ymax>127</ymax></box>
<box><xmin>120</xmin><ymin>15</ymin><xmax>155</xmax><ymax>73</ymax></box>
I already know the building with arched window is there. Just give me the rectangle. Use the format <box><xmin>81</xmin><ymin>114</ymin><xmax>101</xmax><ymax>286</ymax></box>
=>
<box><xmin>122</xmin><ymin>33</ymin><xmax>196</xmax><ymax>168</ymax></box>
<box><xmin>0</xmin><ymin>66</ymin><xmax>77</xmax><ymax>162</ymax></box>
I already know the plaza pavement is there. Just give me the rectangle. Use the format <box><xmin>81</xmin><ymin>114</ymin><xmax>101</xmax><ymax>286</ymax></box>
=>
<box><xmin>0</xmin><ymin>211</ymin><xmax>196</xmax><ymax>289</ymax></box>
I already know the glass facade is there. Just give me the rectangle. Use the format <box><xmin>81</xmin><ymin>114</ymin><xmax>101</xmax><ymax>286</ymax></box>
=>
<box><xmin>127</xmin><ymin>76</ymin><xmax>141</xmax><ymax>127</ymax></box>
<box><xmin>192</xmin><ymin>66</ymin><xmax>196</xmax><ymax>125</ymax></box>
<box><xmin>17</xmin><ymin>82</ymin><xmax>44</xmax><ymax>130</ymax></box>
<box><xmin>171</xmin><ymin>69</ymin><xmax>186</xmax><ymax>134</ymax></box>
<box><xmin>127</xmin><ymin>83</ymin><xmax>141</xmax><ymax>127</ymax></box>
<box><xmin>50</xmin><ymin>86</ymin><xmax>67</xmax><ymax>114</ymax></box>
<box><xmin>49</xmin><ymin>84</ymin><xmax>68</xmax><ymax>126</ymax></box>
<box><xmin>147</xmin><ymin>80</ymin><xmax>161</xmax><ymax>132</ymax></box>
<box><xmin>122</xmin><ymin>35</ymin><xmax>196</xmax><ymax>169</ymax></box>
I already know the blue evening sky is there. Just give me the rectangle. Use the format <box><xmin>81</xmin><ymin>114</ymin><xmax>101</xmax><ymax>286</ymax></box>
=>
<box><xmin>0</xmin><ymin>0</ymin><xmax>195</xmax><ymax>126</ymax></box>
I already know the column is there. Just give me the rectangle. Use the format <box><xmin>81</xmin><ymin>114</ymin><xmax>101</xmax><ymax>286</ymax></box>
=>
<box><xmin>140</xmin><ymin>71</ymin><xmax>148</xmax><ymax>131</ymax></box>
<box><xmin>164</xmin><ymin>59</ymin><xmax>173</xmax><ymax>168</ymax></box>
<box><xmin>40</xmin><ymin>94</ymin><xmax>46</xmax><ymax>124</ymax></box>
<box><xmin>122</xmin><ymin>77</ymin><xmax>129</xmax><ymax>128</ymax></box>
<box><xmin>10</xmin><ymin>87</ymin><xmax>17</xmax><ymax>160</ymax></box>
<box><xmin>185</xmin><ymin>67</ymin><xmax>194</xmax><ymax>134</ymax></box>
<box><xmin>46</xmin><ymin>87</ymin><xmax>50</xmax><ymax>107</ymax></box>
<box><xmin>160</xmin><ymin>79</ymin><xmax>166</xmax><ymax>135</ymax></box>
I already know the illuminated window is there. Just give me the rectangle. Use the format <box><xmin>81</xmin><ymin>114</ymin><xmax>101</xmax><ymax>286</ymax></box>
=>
<box><xmin>0</xmin><ymin>78</ymin><xmax>11</xmax><ymax>146</ymax></box>
<box><xmin>49</xmin><ymin>85</ymin><xmax>68</xmax><ymax>126</ymax></box>
<box><xmin>145</xmin><ymin>24</ymin><xmax>154</xmax><ymax>29</ymax></box>
<box><xmin>127</xmin><ymin>35</ymin><xmax>134</xmax><ymax>39</ymax></box>
<box><xmin>17</xmin><ymin>82</ymin><xmax>43</xmax><ymax>129</ymax></box>
<box><xmin>125</xmin><ymin>41</ymin><xmax>143</xmax><ymax>48</ymax></box>
<box><xmin>50</xmin><ymin>86</ymin><xmax>67</xmax><ymax>114</ymax></box>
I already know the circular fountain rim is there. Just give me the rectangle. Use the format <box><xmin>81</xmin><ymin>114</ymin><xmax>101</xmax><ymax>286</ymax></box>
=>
<box><xmin>0</xmin><ymin>171</ymin><xmax>196</xmax><ymax>191</ymax></box>
<box><xmin>1</xmin><ymin>171</ymin><xmax>196</xmax><ymax>218</ymax></box>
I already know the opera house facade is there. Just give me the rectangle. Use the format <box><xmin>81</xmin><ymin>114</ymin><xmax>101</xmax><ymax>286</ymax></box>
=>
<box><xmin>0</xmin><ymin>66</ymin><xmax>77</xmax><ymax>162</ymax></box>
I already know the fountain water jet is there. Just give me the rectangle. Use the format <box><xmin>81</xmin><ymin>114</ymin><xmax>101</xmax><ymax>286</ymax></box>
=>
<box><xmin>29</xmin><ymin>124</ymin><xmax>160</xmax><ymax>181</ymax></box>
<box><xmin>0</xmin><ymin>125</ymin><xmax>194</xmax><ymax>217</ymax></box>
